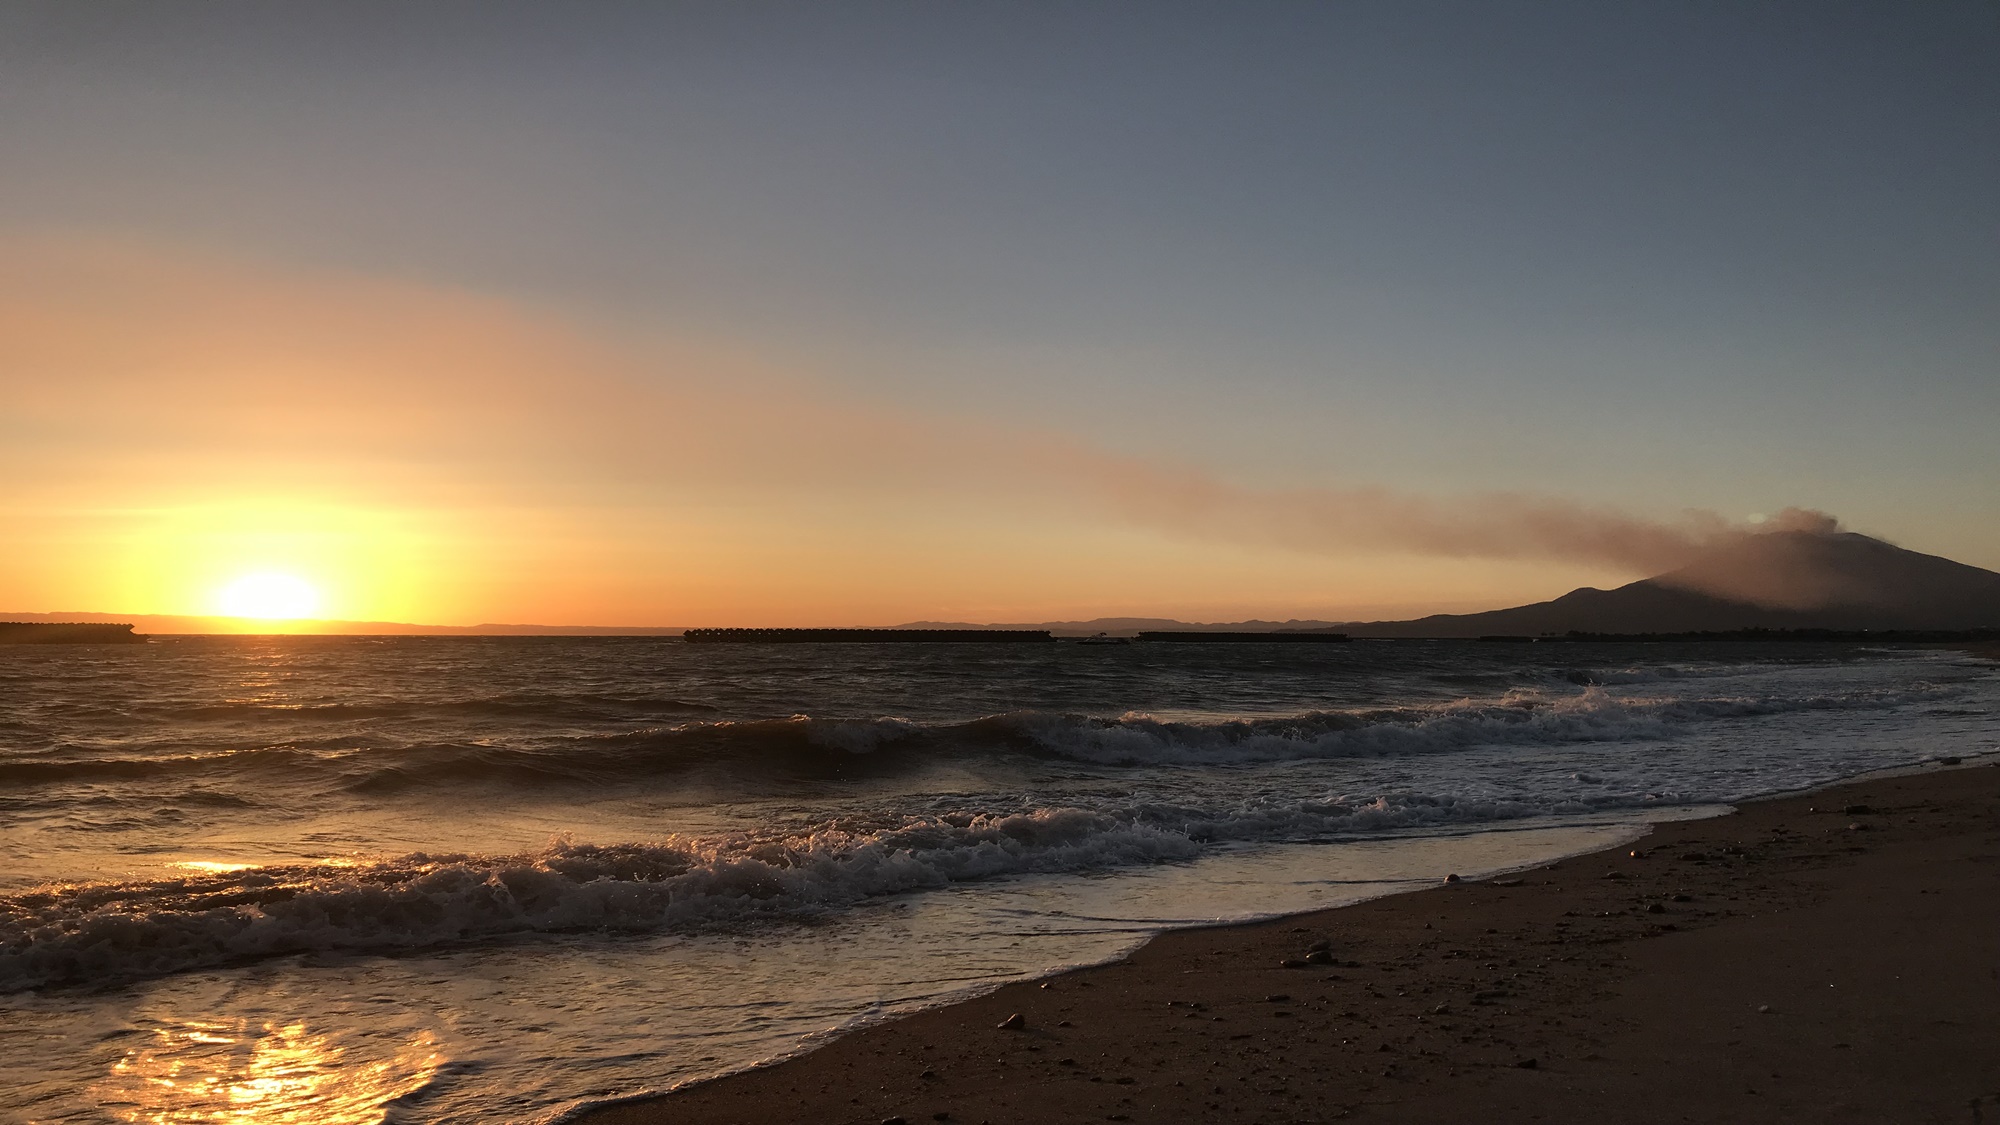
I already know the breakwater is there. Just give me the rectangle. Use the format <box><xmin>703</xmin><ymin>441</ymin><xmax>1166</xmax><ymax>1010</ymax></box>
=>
<box><xmin>682</xmin><ymin>628</ymin><xmax>1055</xmax><ymax>643</ymax></box>
<box><xmin>0</xmin><ymin>622</ymin><xmax>146</xmax><ymax>644</ymax></box>
<box><xmin>1135</xmin><ymin>631</ymin><xmax>1351</xmax><ymax>642</ymax></box>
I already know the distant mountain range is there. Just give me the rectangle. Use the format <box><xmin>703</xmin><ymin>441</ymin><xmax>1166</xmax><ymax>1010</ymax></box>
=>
<box><xmin>894</xmin><ymin>617</ymin><xmax>1350</xmax><ymax>636</ymax></box>
<box><xmin>1341</xmin><ymin>530</ymin><xmax>2000</xmax><ymax>637</ymax></box>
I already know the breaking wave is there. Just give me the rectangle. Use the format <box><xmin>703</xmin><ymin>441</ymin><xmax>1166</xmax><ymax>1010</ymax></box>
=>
<box><xmin>0</xmin><ymin>787</ymin><xmax>1605</xmax><ymax>992</ymax></box>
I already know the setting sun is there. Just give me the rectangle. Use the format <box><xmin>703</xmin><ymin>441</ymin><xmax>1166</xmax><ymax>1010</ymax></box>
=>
<box><xmin>215</xmin><ymin>573</ymin><xmax>323</xmax><ymax>620</ymax></box>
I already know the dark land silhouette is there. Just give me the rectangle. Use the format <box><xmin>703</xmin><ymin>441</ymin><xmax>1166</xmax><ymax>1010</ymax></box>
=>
<box><xmin>0</xmin><ymin>622</ymin><xmax>145</xmax><ymax>644</ymax></box>
<box><xmin>1342</xmin><ymin>530</ymin><xmax>2000</xmax><ymax>638</ymax></box>
<box><xmin>683</xmin><ymin>628</ymin><xmax>1055</xmax><ymax>643</ymax></box>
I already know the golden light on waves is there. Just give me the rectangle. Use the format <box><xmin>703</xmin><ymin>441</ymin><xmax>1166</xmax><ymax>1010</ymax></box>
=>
<box><xmin>92</xmin><ymin>1019</ymin><xmax>442</xmax><ymax>1125</ymax></box>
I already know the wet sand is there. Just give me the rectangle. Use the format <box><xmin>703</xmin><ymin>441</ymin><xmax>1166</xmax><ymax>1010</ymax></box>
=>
<box><xmin>578</xmin><ymin>761</ymin><xmax>2000</xmax><ymax>1125</ymax></box>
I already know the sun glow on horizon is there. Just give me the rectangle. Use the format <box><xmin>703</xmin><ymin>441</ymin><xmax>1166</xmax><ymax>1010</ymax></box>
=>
<box><xmin>79</xmin><ymin>498</ymin><xmax>449</xmax><ymax>625</ymax></box>
<box><xmin>215</xmin><ymin>572</ymin><xmax>324</xmax><ymax>620</ymax></box>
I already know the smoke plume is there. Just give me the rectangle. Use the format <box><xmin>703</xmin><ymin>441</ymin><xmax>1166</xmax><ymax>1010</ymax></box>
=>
<box><xmin>1051</xmin><ymin>445</ymin><xmax>1841</xmax><ymax>576</ymax></box>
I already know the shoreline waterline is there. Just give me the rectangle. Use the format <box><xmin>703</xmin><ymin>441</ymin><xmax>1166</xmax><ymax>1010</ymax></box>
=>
<box><xmin>572</xmin><ymin>757</ymin><xmax>2000</xmax><ymax>1125</ymax></box>
<box><xmin>560</xmin><ymin>755</ymin><xmax>1990</xmax><ymax>1123</ymax></box>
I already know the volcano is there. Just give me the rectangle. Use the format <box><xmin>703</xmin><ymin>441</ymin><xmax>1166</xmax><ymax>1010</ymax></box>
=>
<box><xmin>1345</xmin><ymin>531</ymin><xmax>2000</xmax><ymax>637</ymax></box>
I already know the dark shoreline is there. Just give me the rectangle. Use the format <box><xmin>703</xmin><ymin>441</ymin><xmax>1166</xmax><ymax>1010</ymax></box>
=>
<box><xmin>577</xmin><ymin>759</ymin><xmax>2000</xmax><ymax>1125</ymax></box>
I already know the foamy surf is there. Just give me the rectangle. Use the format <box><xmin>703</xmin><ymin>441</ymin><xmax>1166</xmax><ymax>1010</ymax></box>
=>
<box><xmin>3</xmin><ymin>789</ymin><xmax>1611</xmax><ymax>991</ymax></box>
<box><xmin>0</xmin><ymin>739</ymin><xmax>1948</xmax><ymax>994</ymax></box>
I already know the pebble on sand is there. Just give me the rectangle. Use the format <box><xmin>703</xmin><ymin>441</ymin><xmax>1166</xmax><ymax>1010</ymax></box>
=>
<box><xmin>996</xmin><ymin>1013</ymin><xmax>1026</xmax><ymax>1030</ymax></box>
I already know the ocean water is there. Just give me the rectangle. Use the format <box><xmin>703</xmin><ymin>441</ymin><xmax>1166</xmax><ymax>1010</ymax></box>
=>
<box><xmin>2</xmin><ymin>637</ymin><xmax>1994</xmax><ymax>1123</ymax></box>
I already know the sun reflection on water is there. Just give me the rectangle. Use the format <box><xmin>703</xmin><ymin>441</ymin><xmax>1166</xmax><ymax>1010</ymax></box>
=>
<box><xmin>91</xmin><ymin>1018</ymin><xmax>441</xmax><ymax>1124</ymax></box>
<box><xmin>169</xmin><ymin>862</ymin><xmax>260</xmax><ymax>874</ymax></box>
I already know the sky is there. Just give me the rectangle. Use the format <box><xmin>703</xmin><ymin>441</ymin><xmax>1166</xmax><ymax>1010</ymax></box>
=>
<box><xmin>3</xmin><ymin>1</ymin><xmax>1996</xmax><ymax>627</ymax></box>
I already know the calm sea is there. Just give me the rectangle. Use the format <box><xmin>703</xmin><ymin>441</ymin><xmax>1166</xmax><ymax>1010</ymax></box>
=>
<box><xmin>3</xmin><ymin>637</ymin><xmax>1994</xmax><ymax>1123</ymax></box>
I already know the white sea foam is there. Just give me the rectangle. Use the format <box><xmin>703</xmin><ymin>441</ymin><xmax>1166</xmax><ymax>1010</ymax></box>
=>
<box><xmin>0</xmin><ymin>808</ymin><xmax>1213</xmax><ymax>991</ymax></box>
<box><xmin>0</xmin><ymin>781</ymin><xmax>1681</xmax><ymax>992</ymax></box>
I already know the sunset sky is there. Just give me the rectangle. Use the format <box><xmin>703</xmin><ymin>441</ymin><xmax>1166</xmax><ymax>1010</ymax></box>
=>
<box><xmin>4</xmin><ymin>2</ymin><xmax>1996</xmax><ymax>627</ymax></box>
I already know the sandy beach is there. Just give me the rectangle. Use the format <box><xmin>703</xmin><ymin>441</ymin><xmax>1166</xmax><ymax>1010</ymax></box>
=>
<box><xmin>579</xmin><ymin>760</ymin><xmax>2000</xmax><ymax>1125</ymax></box>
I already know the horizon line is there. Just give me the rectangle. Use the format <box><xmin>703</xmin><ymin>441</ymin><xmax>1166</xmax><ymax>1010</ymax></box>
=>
<box><xmin>2</xmin><ymin>610</ymin><xmax>1377</xmax><ymax>635</ymax></box>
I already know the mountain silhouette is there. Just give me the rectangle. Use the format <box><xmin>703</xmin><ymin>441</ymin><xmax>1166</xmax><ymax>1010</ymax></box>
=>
<box><xmin>1344</xmin><ymin>530</ymin><xmax>2000</xmax><ymax>637</ymax></box>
